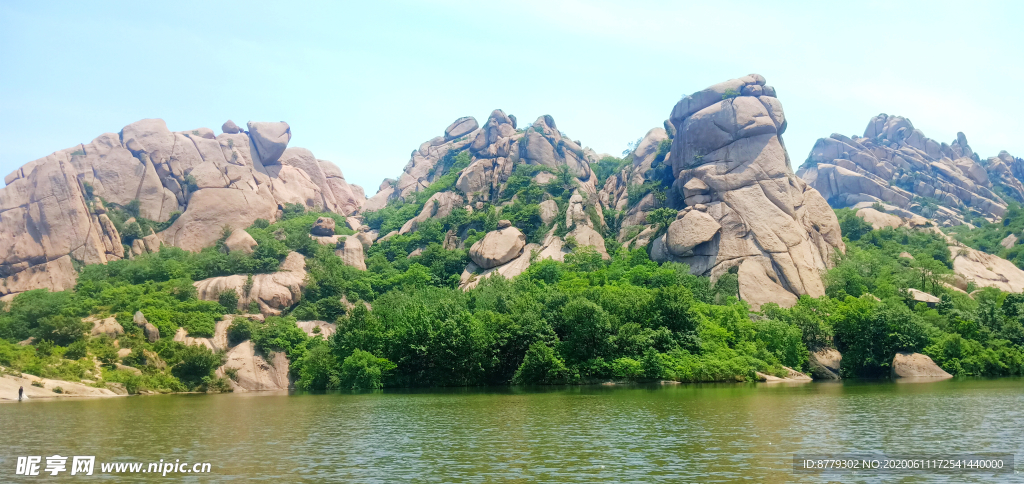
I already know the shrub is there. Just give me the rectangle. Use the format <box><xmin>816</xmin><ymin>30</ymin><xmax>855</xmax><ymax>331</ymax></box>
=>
<box><xmin>513</xmin><ymin>342</ymin><xmax>573</xmax><ymax>384</ymax></box>
<box><xmin>218</xmin><ymin>290</ymin><xmax>239</xmax><ymax>312</ymax></box>
<box><xmin>339</xmin><ymin>349</ymin><xmax>395</xmax><ymax>390</ymax></box>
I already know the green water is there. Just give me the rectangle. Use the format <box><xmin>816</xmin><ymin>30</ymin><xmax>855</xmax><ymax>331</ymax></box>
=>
<box><xmin>2</xmin><ymin>379</ymin><xmax>1022</xmax><ymax>482</ymax></box>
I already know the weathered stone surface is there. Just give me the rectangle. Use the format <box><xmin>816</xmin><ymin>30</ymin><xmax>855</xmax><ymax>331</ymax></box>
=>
<box><xmin>221</xmin><ymin>120</ymin><xmax>241</xmax><ymax>134</ymax></box>
<box><xmin>907</xmin><ymin>288</ymin><xmax>941</xmax><ymax>305</ymax></box>
<box><xmin>335</xmin><ymin>236</ymin><xmax>366</xmax><ymax>271</ymax></box>
<box><xmin>567</xmin><ymin>225</ymin><xmax>610</xmax><ymax>260</ymax></box>
<box><xmin>856</xmin><ymin>207</ymin><xmax>903</xmax><ymax>230</ymax></box>
<box><xmin>891</xmin><ymin>352</ymin><xmax>952</xmax><ymax>379</ymax></box>
<box><xmin>666</xmin><ymin>75</ymin><xmax>844</xmax><ymax>305</ymax></box>
<box><xmin>296</xmin><ymin>320</ymin><xmax>337</xmax><ymax>340</ymax></box>
<box><xmin>445</xmin><ymin>116</ymin><xmax>479</xmax><ymax>141</ymax></box>
<box><xmin>539</xmin><ymin>199</ymin><xmax>559</xmax><ymax>226</ymax></box>
<box><xmin>737</xmin><ymin>258</ymin><xmax>797</xmax><ymax>310</ymax></box>
<box><xmin>951</xmin><ymin>244</ymin><xmax>1024</xmax><ymax>293</ymax></box>
<box><xmin>1001</xmin><ymin>233</ymin><xmax>1018</xmax><ymax>249</ymax></box>
<box><xmin>310</xmin><ymin>217</ymin><xmax>336</xmax><ymax>236</ymax></box>
<box><xmin>225</xmin><ymin>229</ymin><xmax>258</xmax><ymax>254</ymax></box>
<box><xmin>217</xmin><ymin>340</ymin><xmax>291</xmax><ymax>391</ymax></box>
<box><xmin>193</xmin><ymin>252</ymin><xmax>307</xmax><ymax>316</ymax></box>
<box><xmin>808</xmin><ymin>348</ymin><xmax>842</xmax><ymax>380</ymax></box>
<box><xmin>399</xmin><ymin>191</ymin><xmax>463</xmax><ymax>235</ymax></box>
<box><xmin>133</xmin><ymin>311</ymin><xmax>161</xmax><ymax>342</ymax></box>
<box><xmin>666</xmin><ymin>210</ymin><xmax>720</xmax><ymax>256</ymax></box>
<box><xmin>247</xmin><ymin>121</ymin><xmax>291</xmax><ymax>165</ymax></box>
<box><xmin>469</xmin><ymin>227</ymin><xmax>526</xmax><ymax>269</ymax></box>
<box><xmin>88</xmin><ymin>316</ymin><xmax>124</xmax><ymax>339</ymax></box>
<box><xmin>800</xmin><ymin>114</ymin><xmax>1015</xmax><ymax>227</ymax></box>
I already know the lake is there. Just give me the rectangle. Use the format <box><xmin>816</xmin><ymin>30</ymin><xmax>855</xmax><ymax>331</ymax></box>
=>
<box><xmin>2</xmin><ymin>379</ymin><xmax>1022</xmax><ymax>482</ymax></box>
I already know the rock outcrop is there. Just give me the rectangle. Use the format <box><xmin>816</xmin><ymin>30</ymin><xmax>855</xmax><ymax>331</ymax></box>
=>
<box><xmin>469</xmin><ymin>226</ymin><xmax>526</xmax><ymax>269</ymax></box>
<box><xmin>217</xmin><ymin>340</ymin><xmax>291</xmax><ymax>392</ymax></box>
<box><xmin>657</xmin><ymin>74</ymin><xmax>845</xmax><ymax>309</ymax></box>
<box><xmin>193</xmin><ymin>252</ymin><xmax>307</xmax><ymax>315</ymax></box>
<box><xmin>850</xmin><ymin>207</ymin><xmax>1024</xmax><ymax>293</ymax></box>
<box><xmin>0</xmin><ymin>119</ymin><xmax>366</xmax><ymax>296</ymax></box>
<box><xmin>807</xmin><ymin>348</ymin><xmax>842</xmax><ymax>380</ymax></box>
<box><xmin>891</xmin><ymin>352</ymin><xmax>952</xmax><ymax>379</ymax></box>
<box><xmin>133</xmin><ymin>311</ymin><xmax>161</xmax><ymax>342</ymax></box>
<box><xmin>799</xmin><ymin>114</ymin><xmax>1022</xmax><ymax>227</ymax></box>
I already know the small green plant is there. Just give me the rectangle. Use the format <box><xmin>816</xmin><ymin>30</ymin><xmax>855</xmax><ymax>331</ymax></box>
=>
<box><xmin>722</xmin><ymin>88</ymin><xmax>741</xmax><ymax>99</ymax></box>
<box><xmin>52</xmin><ymin>386</ymin><xmax>64</xmax><ymax>394</ymax></box>
<box><xmin>192</xmin><ymin>130</ymin><xmax>200</xmax><ymax>136</ymax></box>
<box><xmin>224</xmin><ymin>367</ymin><xmax>238</xmax><ymax>381</ymax></box>
<box><xmin>31</xmin><ymin>381</ymin><xmax>44</xmax><ymax>388</ymax></box>
<box><xmin>70</xmin><ymin>149</ymin><xmax>86</xmax><ymax>156</ymax></box>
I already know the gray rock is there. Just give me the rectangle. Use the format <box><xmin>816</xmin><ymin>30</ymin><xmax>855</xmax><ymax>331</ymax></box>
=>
<box><xmin>222</xmin><ymin>120</ymin><xmax>241</xmax><ymax>134</ymax></box>
<box><xmin>310</xmin><ymin>217</ymin><xmax>336</xmax><ymax>236</ymax></box>
<box><xmin>247</xmin><ymin>121</ymin><xmax>291</xmax><ymax>164</ymax></box>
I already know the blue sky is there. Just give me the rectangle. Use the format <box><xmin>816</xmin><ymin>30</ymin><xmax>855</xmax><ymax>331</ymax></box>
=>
<box><xmin>2</xmin><ymin>1</ymin><xmax>1022</xmax><ymax>191</ymax></box>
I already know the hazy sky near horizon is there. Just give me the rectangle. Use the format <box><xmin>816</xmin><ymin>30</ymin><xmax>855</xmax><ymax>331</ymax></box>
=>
<box><xmin>2</xmin><ymin>1</ymin><xmax>1022</xmax><ymax>191</ymax></box>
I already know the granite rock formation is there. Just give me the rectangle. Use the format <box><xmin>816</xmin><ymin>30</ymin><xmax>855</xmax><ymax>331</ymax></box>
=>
<box><xmin>653</xmin><ymin>74</ymin><xmax>844</xmax><ymax>309</ymax></box>
<box><xmin>799</xmin><ymin>114</ymin><xmax>1024</xmax><ymax>227</ymax></box>
<box><xmin>0</xmin><ymin>119</ymin><xmax>366</xmax><ymax>296</ymax></box>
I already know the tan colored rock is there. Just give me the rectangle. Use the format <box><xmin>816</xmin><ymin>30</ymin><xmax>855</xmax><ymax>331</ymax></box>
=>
<box><xmin>855</xmin><ymin>208</ymin><xmax>903</xmax><ymax>230</ymax></box>
<box><xmin>539</xmin><ymin>199</ymin><xmax>559</xmax><ymax>226</ymax></box>
<box><xmin>899</xmin><ymin>252</ymin><xmax>914</xmax><ymax>259</ymax></box>
<box><xmin>216</xmin><ymin>340</ymin><xmax>291</xmax><ymax>392</ymax></box>
<box><xmin>335</xmin><ymin>236</ymin><xmax>366</xmax><ymax>271</ymax></box>
<box><xmin>133</xmin><ymin>311</ymin><xmax>161</xmax><ymax>342</ymax></box>
<box><xmin>1001</xmin><ymin>233</ymin><xmax>1018</xmax><ymax>249</ymax></box>
<box><xmin>310</xmin><ymin>216</ymin><xmax>336</xmax><ymax>236</ymax></box>
<box><xmin>399</xmin><ymin>191</ymin><xmax>463</xmax><ymax>234</ymax></box>
<box><xmin>668</xmin><ymin>75</ymin><xmax>844</xmax><ymax>303</ymax></box>
<box><xmin>247</xmin><ymin>121</ymin><xmax>291</xmax><ymax>165</ymax></box>
<box><xmin>951</xmin><ymin>245</ymin><xmax>1024</xmax><ymax>293</ymax></box>
<box><xmin>225</xmin><ymin>229</ymin><xmax>258</xmax><ymax>254</ymax></box>
<box><xmin>0</xmin><ymin>372</ymin><xmax>121</xmax><ymax>400</ymax></box>
<box><xmin>193</xmin><ymin>252</ymin><xmax>307</xmax><ymax>316</ymax></box>
<box><xmin>88</xmin><ymin>316</ymin><xmax>124</xmax><ymax>338</ymax></box>
<box><xmin>444</xmin><ymin>116</ymin><xmax>479</xmax><ymax>141</ymax></box>
<box><xmin>666</xmin><ymin>210</ymin><xmax>720</xmax><ymax>256</ymax></box>
<box><xmin>756</xmin><ymin>366</ymin><xmax>812</xmax><ymax>382</ymax></box>
<box><xmin>221</xmin><ymin>120</ymin><xmax>241</xmax><ymax>134</ymax></box>
<box><xmin>907</xmin><ymin>288</ymin><xmax>940</xmax><ymax>305</ymax></box>
<box><xmin>158</xmin><ymin>186</ymin><xmax>277</xmax><ymax>252</ymax></box>
<box><xmin>738</xmin><ymin>259</ymin><xmax>797</xmax><ymax>310</ymax></box>
<box><xmin>469</xmin><ymin>227</ymin><xmax>526</xmax><ymax>269</ymax></box>
<box><xmin>567</xmin><ymin>225</ymin><xmax>610</xmax><ymax>260</ymax></box>
<box><xmin>891</xmin><ymin>352</ymin><xmax>952</xmax><ymax>379</ymax></box>
<box><xmin>808</xmin><ymin>348</ymin><xmax>841</xmax><ymax>379</ymax></box>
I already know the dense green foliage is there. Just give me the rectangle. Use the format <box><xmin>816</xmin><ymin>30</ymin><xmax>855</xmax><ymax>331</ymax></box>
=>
<box><xmin>946</xmin><ymin>203</ymin><xmax>1024</xmax><ymax>269</ymax></box>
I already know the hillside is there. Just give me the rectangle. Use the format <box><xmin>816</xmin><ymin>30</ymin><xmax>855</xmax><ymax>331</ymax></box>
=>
<box><xmin>3</xmin><ymin>74</ymin><xmax>1024</xmax><ymax>394</ymax></box>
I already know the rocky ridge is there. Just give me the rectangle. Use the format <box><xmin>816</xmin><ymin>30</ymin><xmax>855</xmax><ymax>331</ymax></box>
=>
<box><xmin>0</xmin><ymin>119</ymin><xmax>366</xmax><ymax>298</ymax></box>
<box><xmin>799</xmin><ymin>114</ymin><xmax>1024</xmax><ymax>227</ymax></box>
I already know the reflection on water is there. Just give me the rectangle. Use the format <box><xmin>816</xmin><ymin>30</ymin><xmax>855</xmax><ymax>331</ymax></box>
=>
<box><xmin>1</xmin><ymin>379</ymin><xmax>1021</xmax><ymax>482</ymax></box>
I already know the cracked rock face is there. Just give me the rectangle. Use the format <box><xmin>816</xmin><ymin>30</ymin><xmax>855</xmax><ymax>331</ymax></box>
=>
<box><xmin>799</xmin><ymin>114</ymin><xmax>1022</xmax><ymax>228</ymax></box>
<box><xmin>0</xmin><ymin>118</ymin><xmax>366</xmax><ymax>297</ymax></box>
<box><xmin>665</xmin><ymin>74</ymin><xmax>845</xmax><ymax>309</ymax></box>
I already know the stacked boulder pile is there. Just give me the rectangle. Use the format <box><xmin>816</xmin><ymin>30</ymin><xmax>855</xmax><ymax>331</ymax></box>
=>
<box><xmin>0</xmin><ymin>119</ymin><xmax>366</xmax><ymax>298</ymax></box>
<box><xmin>799</xmin><ymin>114</ymin><xmax>1023</xmax><ymax>227</ymax></box>
<box><xmin>650</xmin><ymin>74</ymin><xmax>845</xmax><ymax>309</ymax></box>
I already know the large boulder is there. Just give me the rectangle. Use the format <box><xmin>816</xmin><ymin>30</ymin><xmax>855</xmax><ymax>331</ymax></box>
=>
<box><xmin>247</xmin><ymin>121</ymin><xmax>291</xmax><ymax>165</ymax></box>
<box><xmin>666</xmin><ymin>209</ymin><xmax>720</xmax><ymax>256</ymax></box>
<box><xmin>469</xmin><ymin>227</ymin><xmax>526</xmax><ymax>269</ymax></box>
<box><xmin>225</xmin><ymin>229</ymin><xmax>258</xmax><ymax>254</ymax></box>
<box><xmin>807</xmin><ymin>348</ymin><xmax>842</xmax><ymax>380</ymax></box>
<box><xmin>221</xmin><ymin>120</ymin><xmax>241</xmax><ymax>134</ymax></box>
<box><xmin>217</xmin><ymin>340</ymin><xmax>291</xmax><ymax>391</ymax></box>
<box><xmin>891</xmin><ymin>352</ymin><xmax>952</xmax><ymax>379</ymax></box>
<box><xmin>667</xmin><ymin>74</ymin><xmax>844</xmax><ymax>307</ymax></box>
<box><xmin>445</xmin><ymin>116</ymin><xmax>479</xmax><ymax>141</ymax></box>
<box><xmin>335</xmin><ymin>236</ymin><xmax>366</xmax><ymax>271</ymax></box>
<box><xmin>310</xmin><ymin>217</ymin><xmax>336</xmax><ymax>236</ymax></box>
<box><xmin>88</xmin><ymin>316</ymin><xmax>125</xmax><ymax>339</ymax></box>
<box><xmin>133</xmin><ymin>311</ymin><xmax>161</xmax><ymax>342</ymax></box>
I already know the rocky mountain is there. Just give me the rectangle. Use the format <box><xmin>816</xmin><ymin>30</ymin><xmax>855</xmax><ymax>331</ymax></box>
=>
<box><xmin>798</xmin><ymin>114</ymin><xmax>1024</xmax><ymax>227</ymax></box>
<box><xmin>0</xmin><ymin>119</ymin><xmax>365</xmax><ymax>299</ymax></box>
<box><xmin>363</xmin><ymin>74</ymin><xmax>845</xmax><ymax>309</ymax></box>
